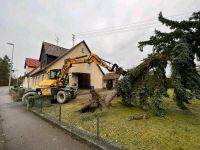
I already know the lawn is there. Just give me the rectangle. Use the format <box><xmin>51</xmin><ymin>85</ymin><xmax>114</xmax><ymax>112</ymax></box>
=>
<box><xmin>43</xmin><ymin>89</ymin><xmax>200</xmax><ymax>150</ymax></box>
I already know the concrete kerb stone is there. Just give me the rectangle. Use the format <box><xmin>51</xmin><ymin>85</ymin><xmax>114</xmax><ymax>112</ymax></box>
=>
<box><xmin>30</xmin><ymin>108</ymin><xmax>128</xmax><ymax>150</ymax></box>
<box><xmin>0</xmin><ymin>114</ymin><xmax>7</xmax><ymax>150</ymax></box>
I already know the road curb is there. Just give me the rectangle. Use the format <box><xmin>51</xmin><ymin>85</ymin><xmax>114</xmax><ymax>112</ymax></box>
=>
<box><xmin>0</xmin><ymin>115</ymin><xmax>7</xmax><ymax>150</ymax></box>
<box><xmin>30</xmin><ymin>109</ymin><xmax>128</xmax><ymax>150</ymax></box>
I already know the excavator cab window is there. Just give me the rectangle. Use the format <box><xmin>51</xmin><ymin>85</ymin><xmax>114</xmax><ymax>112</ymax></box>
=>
<box><xmin>49</xmin><ymin>69</ymin><xmax>61</xmax><ymax>79</ymax></box>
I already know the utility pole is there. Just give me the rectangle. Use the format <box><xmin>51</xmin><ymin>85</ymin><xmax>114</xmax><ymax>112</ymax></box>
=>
<box><xmin>7</xmin><ymin>42</ymin><xmax>14</xmax><ymax>91</ymax></box>
<box><xmin>72</xmin><ymin>34</ymin><xmax>75</xmax><ymax>47</ymax></box>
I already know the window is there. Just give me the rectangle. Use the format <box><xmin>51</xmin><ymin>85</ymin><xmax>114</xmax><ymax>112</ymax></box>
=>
<box><xmin>49</xmin><ymin>69</ymin><xmax>61</xmax><ymax>79</ymax></box>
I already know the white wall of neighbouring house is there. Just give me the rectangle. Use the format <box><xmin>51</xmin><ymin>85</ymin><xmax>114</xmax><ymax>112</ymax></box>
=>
<box><xmin>25</xmin><ymin>66</ymin><xmax>35</xmax><ymax>74</ymax></box>
<box><xmin>22</xmin><ymin>77</ymin><xmax>28</xmax><ymax>88</ymax></box>
<box><xmin>22</xmin><ymin>66</ymin><xmax>35</xmax><ymax>88</ymax></box>
<box><xmin>23</xmin><ymin>66</ymin><xmax>41</xmax><ymax>89</ymax></box>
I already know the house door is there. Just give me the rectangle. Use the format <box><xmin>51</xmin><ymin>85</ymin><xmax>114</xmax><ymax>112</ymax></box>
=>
<box><xmin>77</xmin><ymin>73</ymin><xmax>91</xmax><ymax>89</ymax></box>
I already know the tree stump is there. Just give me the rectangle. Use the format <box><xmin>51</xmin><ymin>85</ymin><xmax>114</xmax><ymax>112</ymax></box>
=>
<box><xmin>79</xmin><ymin>90</ymin><xmax>106</xmax><ymax>113</ymax></box>
<box><xmin>79</xmin><ymin>89</ymin><xmax>118</xmax><ymax>113</ymax></box>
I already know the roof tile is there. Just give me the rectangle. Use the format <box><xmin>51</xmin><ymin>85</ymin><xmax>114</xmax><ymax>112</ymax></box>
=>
<box><xmin>25</xmin><ymin>58</ymin><xmax>40</xmax><ymax>68</ymax></box>
<box><xmin>43</xmin><ymin>42</ymin><xmax>69</xmax><ymax>58</ymax></box>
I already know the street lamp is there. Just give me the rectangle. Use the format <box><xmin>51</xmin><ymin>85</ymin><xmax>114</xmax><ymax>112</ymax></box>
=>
<box><xmin>7</xmin><ymin>42</ymin><xmax>14</xmax><ymax>90</ymax></box>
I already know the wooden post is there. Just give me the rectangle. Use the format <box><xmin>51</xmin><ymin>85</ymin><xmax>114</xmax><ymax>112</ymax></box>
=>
<box><xmin>40</xmin><ymin>100</ymin><xmax>43</xmax><ymax>112</ymax></box>
<box><xmin>59</xmin><ymin>104</ymin><xmax>61</xmax><ymax>121</ymax></box>
<box><xmin>96</xmin><ymin>114</ymin><xmax>100</xmax><ymax>139</ymax></box>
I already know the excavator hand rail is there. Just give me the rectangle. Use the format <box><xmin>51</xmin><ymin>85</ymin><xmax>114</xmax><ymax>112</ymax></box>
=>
<box><xmin>101</xmin><ymin>58</ymin><xmax>112</xmax><ymax>64</ymax></box>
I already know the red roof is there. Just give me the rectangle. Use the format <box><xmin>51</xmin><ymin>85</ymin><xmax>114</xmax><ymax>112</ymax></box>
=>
<box><xmin>24</xmin><ymin>58</ymin><xmax>40</xmax><ymax>68</ymax></box>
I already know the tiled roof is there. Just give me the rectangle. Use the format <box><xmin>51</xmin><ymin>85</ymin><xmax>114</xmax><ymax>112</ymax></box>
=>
<box><xmin>41</xmin><ymin>42</ymin><xmax>69</xmax><ymax>59</ymax></box>
<box><xmin>24</xmin><ymin>58</ymin><xmax>40</xmax><ymax>68</ymax></box>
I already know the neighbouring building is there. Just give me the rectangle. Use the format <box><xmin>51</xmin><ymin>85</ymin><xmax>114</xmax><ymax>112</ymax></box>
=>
<box><xmin>23</xmin><ymin>58</ymin><xmax>40</xmax><ymax>88</ymax></box>
<box><xmin>103</xmin><ymin>73</ymin><xmax>120</xmax><ymax>89</ymax></box>
<box><xmin>23</xmin><ymin>41</ymin><xmax>104</xmax><ymax>89</ymax></box>
<box><xmin>24</xmin><ymin>58</ymin><xmax>40</xmax><ymax>74</ymax></box>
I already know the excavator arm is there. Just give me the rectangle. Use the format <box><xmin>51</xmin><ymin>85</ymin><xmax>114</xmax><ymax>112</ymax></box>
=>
<box><xmin>57</xmin><ymin>53</ymin><xmax>127</xmax><ymax>85</ymax></box>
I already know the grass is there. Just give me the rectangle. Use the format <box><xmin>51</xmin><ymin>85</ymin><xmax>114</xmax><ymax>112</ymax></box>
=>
<box><xmin>43</xmin><ymin>89</ymin><xmax>200</xmax><ymax>150</ymax></box>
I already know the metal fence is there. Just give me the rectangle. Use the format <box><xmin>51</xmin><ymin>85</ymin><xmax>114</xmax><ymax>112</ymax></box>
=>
<box><xmin>29</xmin><ymin>97</ymin><xmax>193</xmax><ymax>150</ymax></box>
<box><xmin>31</xmin><ymin>98</ymin><xmax>111</xmax><ymax>141</ymax></box>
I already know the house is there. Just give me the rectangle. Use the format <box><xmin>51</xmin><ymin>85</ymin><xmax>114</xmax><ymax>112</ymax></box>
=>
<box><xmin>24</xmin><ymin>58</ymin><xmax>40</xmax><ymax>74</ymax></box>
<box><xmin>103</xmin><ymin>73</ymin><xmax>120</xmax><ymax>89</ymax></box>
<box><xmin>23</xmin><ymin>41</ymin><xmax>104</xmax><ymax>89</ymax></box>
<box><xmin>23</xmin><ymin>58</ymin><xmax>40</xmax><ymax>88</ymax></box>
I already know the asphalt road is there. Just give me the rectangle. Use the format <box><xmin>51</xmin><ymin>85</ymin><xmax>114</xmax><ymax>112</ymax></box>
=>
<box><xmin>0</xmin><ymin>86</ymin><xmax>93</xmax><ymax>150</ymax></box>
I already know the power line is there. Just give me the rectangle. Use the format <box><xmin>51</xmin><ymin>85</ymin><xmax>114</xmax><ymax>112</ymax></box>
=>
<box><xmin>75</xmin><ymin>11</ymin><xmax>192</xmax><ymax>37</ymax></box>
<box><xmin>77</xmin><ymin>24</ymin><xmax>160</xmax><ymax>38</ymax></box>
<box><xmin>76</xmin><ymin>15</ymin><xmax>190</xmax><ymax>38</ymax></box>
<box><xmin>77</xmin><ymin>20</ymin><xmax>158</xmax><ymax>36</ymax></box>
<box><xmin>76</xmin><ymin>17</ymin><xmax>189</xmax><ymax>38</ymax></box>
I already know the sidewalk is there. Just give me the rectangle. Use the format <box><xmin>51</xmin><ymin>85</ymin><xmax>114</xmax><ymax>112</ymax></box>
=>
<box><xmin>0</xmin><ymin>86</ymin><xmax>92</xmax><ymax>150</ymax></box>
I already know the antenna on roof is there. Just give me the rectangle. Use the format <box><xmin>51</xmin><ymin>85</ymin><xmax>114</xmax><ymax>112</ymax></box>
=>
<box><xmin>72</xmin><ymin>34</ymin><xmax>75</xmax><ymax>47</ymax></box>
<box><xmin>55</xmin><ymin>37</ymin><xmax>59</xmax><ymax>46</ymax></box>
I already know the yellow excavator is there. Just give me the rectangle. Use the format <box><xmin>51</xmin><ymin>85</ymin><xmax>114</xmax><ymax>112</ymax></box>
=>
<box><xmin>22</xmin><ymin>53</ymin><xmax>127</xmax><ymax>104</ymax></box>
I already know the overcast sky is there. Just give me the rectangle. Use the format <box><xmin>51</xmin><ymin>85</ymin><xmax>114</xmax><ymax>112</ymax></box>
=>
<box><xmin>0</xmin><ymin>0</ymin><xmax>199</xmax><ymax>77</ymax></box>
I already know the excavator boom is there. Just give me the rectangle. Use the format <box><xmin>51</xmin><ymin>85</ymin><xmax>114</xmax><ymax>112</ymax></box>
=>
<box><xmin>57</xmin><ymin>53</ymin><xmax>127</xmax><ymax>85</ymax></box>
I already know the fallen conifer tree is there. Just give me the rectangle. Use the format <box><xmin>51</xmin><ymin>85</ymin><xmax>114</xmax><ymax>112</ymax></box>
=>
<box><xmin>116</xmin><ymin>11</ymin><xmax>200</xmax><ymax>116</ymax></box>
<box><xmin>80</xmin><ymin>11</ymin><xmax>200</xmax><ymax>116</ymax></box>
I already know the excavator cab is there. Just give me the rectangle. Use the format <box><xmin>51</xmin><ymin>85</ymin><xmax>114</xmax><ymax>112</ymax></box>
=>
<box><xmin>49</xmin><ymin>69</ymin><xmax>61</xmax><ymax>79</ymax></box>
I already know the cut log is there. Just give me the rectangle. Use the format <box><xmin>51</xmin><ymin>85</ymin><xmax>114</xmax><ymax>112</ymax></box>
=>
<box><xmin>127</xmin><ymin>112</ymin><xmax>151</xmax><ymax>121</ymax></box>
<box><xmin>79</xmin><ymin>89</ymin><xmax>118</xmax><ymax>113</ymax></box>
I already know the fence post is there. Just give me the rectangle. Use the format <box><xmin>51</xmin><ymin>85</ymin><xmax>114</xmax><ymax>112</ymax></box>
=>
<box><xmin>59</xmin><ymin>104</ymin><xmax>62</xmax><ymax>121</ymax></box>
<box><xmin>96</xmin><ymin>113</ymin><xmax>100</xmax><ymax>139</ymax></box>
<box><xmin>40</xmin><ymin>100</ymin><xmax>43</xmax><ymax>112</ymax></box>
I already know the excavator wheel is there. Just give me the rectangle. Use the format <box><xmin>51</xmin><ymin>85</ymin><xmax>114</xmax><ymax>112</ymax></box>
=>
<box><xmin>22</xmin><ymin>92</ymin><xmax>37</xmax><ymax>105</ymax></box>
<box><xmin>57</xmin><ymin>90</ymin><xmax>71</xmax><ymax>104</ymax></box>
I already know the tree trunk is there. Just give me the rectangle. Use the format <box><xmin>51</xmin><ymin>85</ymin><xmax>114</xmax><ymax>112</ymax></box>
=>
<box><xmin>79</xmin><ymin>90</ymin><xmax>118</xmax><ymax>113</ymax></box>
<box><xmin>79</xmin><ymin>90</ymin><xmax>105</xmax><ymax>113</ymax></box>
<box><xmin>105</xmin><ymin>90</ymin><xmax>117</xmax><ymax>106</ymax></box>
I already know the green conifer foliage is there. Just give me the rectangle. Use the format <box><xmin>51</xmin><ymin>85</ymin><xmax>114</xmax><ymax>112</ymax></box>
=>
<box><xmin>116</xmin><ymin>11</ymin><xmax>200</xmax><ymax>116</ymax></box>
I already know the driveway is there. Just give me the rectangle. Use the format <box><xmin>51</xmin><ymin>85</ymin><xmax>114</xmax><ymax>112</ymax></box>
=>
<box><xmin>0</xmin><ymin>86</ymin><xmax>93</xmax><ymax>150</ymax></box>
